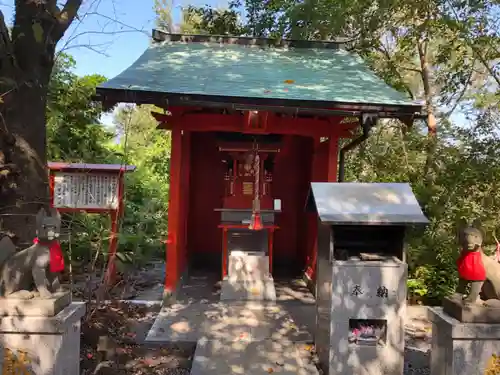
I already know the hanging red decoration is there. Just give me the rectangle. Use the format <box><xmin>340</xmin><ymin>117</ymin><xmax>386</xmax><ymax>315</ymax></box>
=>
<box><xmin>249</xmin><ymin>143</ymin><xmax>263</xmax><ymax>231</ymax></box>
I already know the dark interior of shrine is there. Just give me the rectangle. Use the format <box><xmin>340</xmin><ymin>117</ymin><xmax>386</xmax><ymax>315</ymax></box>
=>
<box><xmin>187</xmin><ymin>131</ymin><xmax>316</xmax><ymax>279</ymax></box>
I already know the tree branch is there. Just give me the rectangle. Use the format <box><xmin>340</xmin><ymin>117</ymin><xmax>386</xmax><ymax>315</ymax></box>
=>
<box><xmin>53</xmin><ymin>0</ymin><xmax>83</xmax><ymax>41</ymax></box>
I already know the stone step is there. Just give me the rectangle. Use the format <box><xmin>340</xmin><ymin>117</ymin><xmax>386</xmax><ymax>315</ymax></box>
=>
<box><xmin>220</xmin><ymin>277</ymin><xmax>277</xmax><ymax>301</ymax></box>
<box><xmin>145</xmin><ymin>301</ymin><xmax>312</xmax><ymax>344</ymax></box>
<box><xmin>190</xmin><ymin>338</ymin><xmax>318</xmax><ymax>375</ymax></box>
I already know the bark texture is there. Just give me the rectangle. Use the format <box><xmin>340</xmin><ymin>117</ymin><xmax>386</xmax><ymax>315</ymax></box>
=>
<box><xmin>0</xmin><ymin>0</ymin><xmax>82</xmax><ymax>244</ymax></box>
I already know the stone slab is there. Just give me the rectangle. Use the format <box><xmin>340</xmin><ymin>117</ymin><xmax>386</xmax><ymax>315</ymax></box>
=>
<box><xmin>0</xmin><ymin>302</ymin><xmax>86</xmax><ymax>375</ymax></box>
<box><xmin>429</xmin><ymin>307</ymin><xmax>500</xmax><ymax>375</ymax></box>
<box><xmin>220</xmin><ymin>277</ymin><xmax>277</xmax><ymax>301</ymax></box>
<box><xmin>145</xmin><ymin>301</ymin><xmax>312</xmax><ymax>344</ymax></box>
<box><xmin>443</xmin><ymin>295</ymin><xmax>500</xmax><ymax>323</ymax></box>
<box><xmin>0</xmin><ymin>291</ymin><xmax>71</xmax><ymax>317</ymax></box>
<box><xmin>228</xmin><ymin>251</ymin><xmax>270</xmax><ymax>281</ymax></box>
<box><xmin>428</xmin><ymin>307</ymin><xmax>500</xmax><ymax>339</ymax></box>
<box><xmin>0</xmin><ymin>301</ymin><xmax>85</xmax><ymax>333</ymax></box>
<box><xmin>190</xmin><ymin>338</ymin><xmax>318</xmax><ymax>375</ymax></box>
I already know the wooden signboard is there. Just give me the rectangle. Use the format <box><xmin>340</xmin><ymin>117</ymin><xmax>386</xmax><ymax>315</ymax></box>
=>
<box><xmin>48</xmin><ymin>162</ymin><xmax>136</xmax><ymax>282</ymax></box>
<box><xmin>52</xmin><ymin>172</ymin><xmax>120</xmax><ymax>210</ymax></box>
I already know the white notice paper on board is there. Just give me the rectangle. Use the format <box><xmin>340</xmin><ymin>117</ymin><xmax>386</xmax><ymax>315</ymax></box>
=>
<box><xmin>52</xmin><ymin>172</ymin><xmax>119</xmax><ymax>210</ymax></box>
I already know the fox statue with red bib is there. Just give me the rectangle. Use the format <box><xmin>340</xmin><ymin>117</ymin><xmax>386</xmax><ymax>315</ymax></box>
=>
<box><xmin>454</xmin><ymin>218</ymin><xmax>500</xmax><ymax>304</ymax></box>
<box><xmin>0</xmin><ymin>207</ymin><xmax>64</xmax><ymax>299</ymax></box>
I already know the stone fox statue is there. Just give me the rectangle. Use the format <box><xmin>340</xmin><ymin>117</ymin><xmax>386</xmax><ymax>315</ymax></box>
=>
<box><xmin>0</xmin><ymin>207</ymin><xmax>65</xmax><ymax>299</ymax></box>
<box><xmin>455</xmin><ymin>219</ymin><xmax>500</xmax><ymax>303</ymax></box>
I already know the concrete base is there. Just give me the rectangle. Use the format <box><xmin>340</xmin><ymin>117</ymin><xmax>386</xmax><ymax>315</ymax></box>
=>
<box><xmin>429</xmin><ymin>307</ymin><xmax>500</xmax><ymax>375</ymax></box>
<box><xmin>315</xmin><ymin>259</ymin><xmax>407</xmax><ymax>375</ymax></box>
<box><xmin>443</xmin><ymin>295</ymin><xmax>500</xmax><ymax>323</ymax></box>
<box><xmin>190</xmin><ymin>338</ymin><xmax>318</xmax><ymax>375</ymax></box>
<box><xmin>0</xmin><ymin>291</ymin><xmax>71</xmax><ymax>317</ymax></box>
<box><xmin>145</xmin><ymin>301</ymin><xmax>312</xmax><ymax>344</ymax></box>
<box><xmin>220</xmin><ymin>277</ymin><xmax>277</xmax><ymax>301</ymax></box>
<box><xmin>228</xmin><ymin>251</ymin><xmax>270</xmax><ymax>281</ymax></box>
<box><xmin>0</xmin><ymin>302</ymin><xmax>86</xmax><ymax>375</ymax></box>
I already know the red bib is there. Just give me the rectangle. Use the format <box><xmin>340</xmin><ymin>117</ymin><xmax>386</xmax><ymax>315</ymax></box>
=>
<box><xmin>33</xmin><ymin>238</ymin><xmax>65</xmax><ymax>273</ymax></box>
<box><xmin>457</xmin><ymin>250</ymin><xmax>485</xmax><ymax>281</ymax></box>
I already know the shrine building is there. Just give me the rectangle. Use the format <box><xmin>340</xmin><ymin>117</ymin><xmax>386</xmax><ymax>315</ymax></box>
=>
<box><xmin>95</xmin><ymin>30</ymin><xmax>423</xmax><ymax>297</ymax></box>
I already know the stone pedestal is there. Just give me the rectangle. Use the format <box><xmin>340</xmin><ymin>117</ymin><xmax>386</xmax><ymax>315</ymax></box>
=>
<box><xmin>429</xmin><ymin>307</ymin><xmax>500</xmax><ymax>375</ymax></box>
<box><xmin>315</xmin><ymin>259</ymin><xmax>407</xmax><ymax>375</ymax></box>
<box><xmin>221</xmin><ymin>251</ymin><xmax>276</xmax><ymax>301</ymax></box>
<box><xmin>443</xmin><ymin>295</ymin><xmax>500</xmax><ymax>323</ymax></box>
<box><xmin>0</xmin><ymin>302</ymin><xmax>86</xmax><ymax>375</ymax></box>
<box><xmin>0</xmin><ymin>291</ymin><xmax>71</xmax><ymax>317</ymax></box>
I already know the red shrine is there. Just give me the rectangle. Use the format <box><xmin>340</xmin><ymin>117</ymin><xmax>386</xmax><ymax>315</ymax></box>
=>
<box><xmin>95</xmin><ymin>31</ymin><xmax>423</xmax><ymax>297</ymax></box>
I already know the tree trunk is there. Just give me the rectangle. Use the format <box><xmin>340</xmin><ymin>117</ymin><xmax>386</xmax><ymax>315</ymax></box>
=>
<box><xmin>0</xmin><ymin>80</ymin><xmax>51</xmax><ymax>245</ymax></box>
<box><xmin>0</xmin><ymin>1</ymin><xmax>82</xmax><ymax>245</ymax></box>
<box><xmin>417</xmin><ymin>39</ymin><xmax>438</xmax><ymax>194</ymax></box>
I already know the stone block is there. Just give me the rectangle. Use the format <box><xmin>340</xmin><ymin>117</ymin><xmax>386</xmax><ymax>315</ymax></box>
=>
<box><xmin>443</xmin><ymin>295</ymin><xmax>500</xmax><ymax>323</ymax></box>
<box><xmin>0</xmin><ymin>302</ymin><xmax>86</xmax><ymax>375</ymax></box>
<box><xmin>220</xmin><ymin>277</ymin><xmax>276</xmax><ymax>301</ymax></box>
<box><xmin>315</xmin><ymin>259</ymin><xmax>407</xmax><ymax>375</ymax></box>
<box><xmin>429</xmin><ymin>307</ymin><xmax>500</xmax><ymax>375</ymax></box>
<box><xmin>190</xmin><ymin>338</ymin><xmax>318</xmax><ymax>375</ymax></box>
<box><xmin>228</xmin><ymin>251</ymin><xmax>269</xmax><ymax>281</ymax></box>
<box><xmin>0</xmin><ymin>291</ymin><xmax>71</xmax><ymax>317</ymax></box>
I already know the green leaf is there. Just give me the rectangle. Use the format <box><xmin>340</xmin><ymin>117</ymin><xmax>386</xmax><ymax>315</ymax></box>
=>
<box><xmin>32</xmin><ymin>22</ymin><xmax>44</xmax><ymax>43</ymax></box>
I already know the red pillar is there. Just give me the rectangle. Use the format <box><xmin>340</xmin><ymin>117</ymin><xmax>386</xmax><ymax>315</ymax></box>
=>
<box><xmin>305</xmin><ymin>130</ymin><xmax>339</xmax><ymax>282</ymax></box>
<box><xmin>165</xmin><ymin>128</ymin><xmax>182</xmax><ymax>294</ymax></box>
<box><xmin>327</xmin><ymin>131</ymin><xmax>339</xmax><ymax>182</ymax></box>
<box><xmin>180</xmin><ymin>131</ymin><xmax>191</xmax><ymax>275</ymax></box>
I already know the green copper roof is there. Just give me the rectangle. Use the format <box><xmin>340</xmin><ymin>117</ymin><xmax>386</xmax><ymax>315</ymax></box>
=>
<box><xmin>97</xmin><ymin>33</ymin><xmax>420</xmax><ymax>112</ymax></box>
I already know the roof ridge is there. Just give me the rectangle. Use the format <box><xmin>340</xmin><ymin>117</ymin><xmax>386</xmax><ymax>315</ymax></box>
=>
<box><xmin>152</xmin><ymin>29</ymin><xmax>352</xmax><ymax>50</ymax></box>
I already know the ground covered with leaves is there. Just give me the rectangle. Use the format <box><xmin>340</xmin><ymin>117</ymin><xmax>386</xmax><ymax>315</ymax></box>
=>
<box><xmin>80</xmin><ymin>301</ymin><xmax>194</xmax><ymax>375</ymax></box>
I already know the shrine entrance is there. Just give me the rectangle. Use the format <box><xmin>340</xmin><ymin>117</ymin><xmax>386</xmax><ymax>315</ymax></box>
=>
<box><xmin>95</xmin><ymin>31</ymin><xmax>423</xmax><ymax>299</ymax></box>
<box><xmin>186</xmin><ymin>131</ymin><xmax>312</xmax><ymax>280</ymax></box>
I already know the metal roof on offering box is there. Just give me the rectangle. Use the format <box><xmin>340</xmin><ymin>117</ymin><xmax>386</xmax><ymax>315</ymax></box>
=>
<box><xmin>309</xmin><ymin>182</ymin><xmax>428</xmax><ymax>225</ymax></box>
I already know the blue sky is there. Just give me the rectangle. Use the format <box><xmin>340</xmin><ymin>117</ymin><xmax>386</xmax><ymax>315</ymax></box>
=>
<box><xmin>0</xmin><ymin>0</ymin><xmax>228</xmax><ymax>125</ymax></box>
<box><xmin>0</xmin><ymin>0</ymin><xmax>228</xmax><ymax>78</ymax></box>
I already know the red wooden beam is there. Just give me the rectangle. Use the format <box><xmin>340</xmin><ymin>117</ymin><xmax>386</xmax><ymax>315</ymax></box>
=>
<box><xmin>153</xmin><ymin>111</ymin><xmax>345</xmax><ymax>138</ymax></box>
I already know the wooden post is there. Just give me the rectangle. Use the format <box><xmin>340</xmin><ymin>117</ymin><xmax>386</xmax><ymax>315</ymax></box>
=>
<box><xmin>222</xmin><ymin>228</ymin><xmax>228</xmax><ymax>278</ymax></box>
<box><xmin>327</xmin><ymin>131</ymin><xmax>339</xmax><ymax>182</ymax></box>
<box><xmin>180</xmin><ymin>131</ymin><xmax>191</xmax><ymax>274</ymax></box>
<box><xmin>165</xmin><ymin>128</ymin><xmax>182</xmax><ymax>294</ymax></box>
<box><xmin>268</xmin><ymin>229</ymin><xmax>274</xmax><ymax>274</ymax></box>
<box><xmin>104</xmin><ymin>174</ymin><xmax>124</xmax><ymax>285</ymax></box>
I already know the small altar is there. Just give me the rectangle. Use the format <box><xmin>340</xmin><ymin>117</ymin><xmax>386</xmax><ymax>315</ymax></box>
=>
<box><xmin>215</xmin><ymin>139</ymin><xmax>281</xmax><ymax>301</ymax></box>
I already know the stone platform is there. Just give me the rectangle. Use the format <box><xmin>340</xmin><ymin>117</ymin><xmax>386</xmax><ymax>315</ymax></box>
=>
<box><xmin>220</xmin><ymin>277</ymin><xmax>277</xmax><ymax>301</ymax></box>
<box><xmin>429</xmin><ymin>307</ymin><xmax>500</xmax><ymax>375</ymax></box>
<box><xmin>0</xmin><ymin>291</ymin><xmax>71</xmax><ymax>317</ymax></box>
<box><xmin>221</xmin><ymin>251</ymin><xmax>277</xmax><ymax>301</ymax></box>
<box><xmin>191</xmin><ymin>338</ymin><xmax>317</xmax><ymax>375</ymax></box>
<box><xmin>145</xmin><ymin>301</ymin><xmax>312</xmax><ymax>344</ymax></box>
<box><xmin>146</xmin><ymin>301</ymin><xmax>317</xmax><ymax>375</ymax></box>
<box><xmin>443</xmin><ymin>294</ymin><xmax>500</xmax><ymax>323</ymax></box>
<box><xmin>0</xmin><ymin>302</ymin><xmax>86</xmax><ymax>375</ymax></box>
